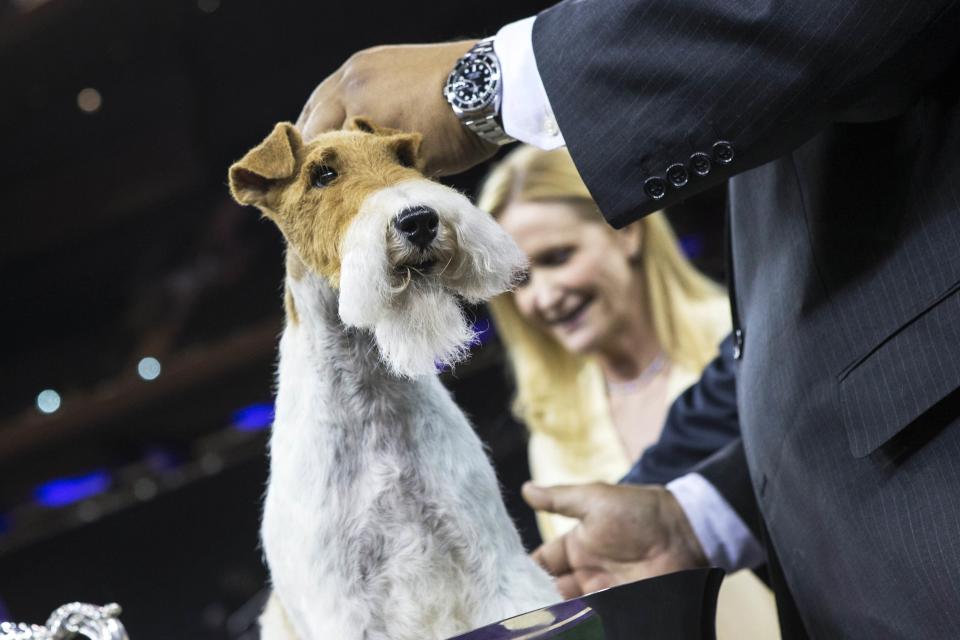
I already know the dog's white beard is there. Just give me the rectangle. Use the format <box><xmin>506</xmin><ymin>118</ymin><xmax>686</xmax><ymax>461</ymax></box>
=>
<box><xmin>338</xmin><ymin>179</ymin><xmax>526</xmax><ymax>377</ymax></box>
<box><xmin>339</xmin><ymin>236</ymin><xmax>477</xmax><ymax>377</ymax></box>
<box><xmin>447</xmin><ymin>201</ymin><xmax>528</xmax><ymax>305</ymax></box>
<box><xmin>374</xmin><ymin>280</ymin><xmax>476</xmax><ymax>376</ymax></box>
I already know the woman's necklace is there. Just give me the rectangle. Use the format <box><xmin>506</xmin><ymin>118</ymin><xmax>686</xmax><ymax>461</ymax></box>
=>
<box><xmin>604</xmin><ymin>352</ymin><xmax>667</xmax><ymax>396</ymax></box>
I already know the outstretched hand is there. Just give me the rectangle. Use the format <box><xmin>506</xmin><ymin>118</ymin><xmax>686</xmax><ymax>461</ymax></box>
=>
<box><xmin>523</xmin><ymin>482</ymin><xmax>708</xmax><ymax>598</ymax></box>
<box><xmin>296</xmin><ymin>41</ymin><xmax>498</xmax><ymax>177</ymax></box>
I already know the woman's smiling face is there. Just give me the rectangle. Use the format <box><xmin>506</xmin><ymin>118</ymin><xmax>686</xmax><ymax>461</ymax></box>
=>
<box><xmin>498</xmin><ymin>200</ymin><xmax>643</xmax><ymax>355</ymax></box>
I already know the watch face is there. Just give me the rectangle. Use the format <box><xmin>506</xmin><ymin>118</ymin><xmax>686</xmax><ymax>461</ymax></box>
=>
<box><xmin>446</xmin><ymin>53</ymin><xmax>499</xmax><ymax>112</ymax></box>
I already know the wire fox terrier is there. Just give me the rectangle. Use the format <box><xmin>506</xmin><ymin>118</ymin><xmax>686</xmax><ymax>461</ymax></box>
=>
<box><xmin>228</xmin><ymin>119</ymin><xmax>558</xmax><ymax>640</ymax></box>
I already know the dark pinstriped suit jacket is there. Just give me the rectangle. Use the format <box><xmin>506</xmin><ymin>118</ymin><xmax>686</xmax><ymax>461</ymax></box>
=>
<box><xmin>532</xmin><ymin>1</ymin><xmax>960</xmax><ymax>637</ymax></box>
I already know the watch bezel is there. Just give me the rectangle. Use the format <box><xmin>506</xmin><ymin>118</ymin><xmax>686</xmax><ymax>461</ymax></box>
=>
<box><xmin>444</xmin><ymin>51</ymin><xmax>502</xmax><ymax>115</ymax></box>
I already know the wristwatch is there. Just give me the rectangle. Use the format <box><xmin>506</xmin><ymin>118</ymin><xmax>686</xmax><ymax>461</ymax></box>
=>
<box><xmin>443</xmin><ymin>37</ymin><xmax>515</xmax><ymax>146</ymax></box>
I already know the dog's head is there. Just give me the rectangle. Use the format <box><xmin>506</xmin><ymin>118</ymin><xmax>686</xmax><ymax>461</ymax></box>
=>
<box><xmin>228</xmin><ymin>119</ymin><xmax>527</xmax><ymax>377</ymax></box>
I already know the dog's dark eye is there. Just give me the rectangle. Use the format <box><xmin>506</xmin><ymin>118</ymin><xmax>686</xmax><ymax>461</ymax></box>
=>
<box><xmin>311</xmin><ymin>164</ymin><xmax>338</xmax><ymax>188</ymax></box>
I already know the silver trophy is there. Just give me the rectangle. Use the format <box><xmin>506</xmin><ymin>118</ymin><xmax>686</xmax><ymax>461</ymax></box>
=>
<box><xmin>0</xmin><ymin>603</ymin><xmax>128</xmax><ymax>640</ymax></box>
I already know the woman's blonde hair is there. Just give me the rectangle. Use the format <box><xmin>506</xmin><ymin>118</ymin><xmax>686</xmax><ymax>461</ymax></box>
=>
<box><xmin>479</xmin><ymin>146</ymin><xmax>724</xmax><ymax>439</ymax></box>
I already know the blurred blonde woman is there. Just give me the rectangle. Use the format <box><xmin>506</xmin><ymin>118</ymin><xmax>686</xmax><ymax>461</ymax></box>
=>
<box><xmin>479</xmin><ymin>145</ymin><xmax>778</xmax><ymax>640</ymax></box>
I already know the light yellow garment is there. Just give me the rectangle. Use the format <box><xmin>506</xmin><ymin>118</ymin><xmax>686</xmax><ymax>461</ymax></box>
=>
<box><xmin>527</xmin><ymin>295</ymin><xmax>780</xmax><ymax>639</ymax></box>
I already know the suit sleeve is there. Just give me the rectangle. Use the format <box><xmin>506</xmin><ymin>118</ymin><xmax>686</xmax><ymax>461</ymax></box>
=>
<box><xmin>693</xmin><ymin>437</ymin><xmax>763</xmax><ymax>542</ymax></box>
<box><xmin>622</xmin><ymin>333</ymin><xmax>740</xmax><ymax>485</ymax></box>
<box><xmin>531</xmin><ymin>0</ymin><xmax>960</xmax><ymax>227</ymax></box>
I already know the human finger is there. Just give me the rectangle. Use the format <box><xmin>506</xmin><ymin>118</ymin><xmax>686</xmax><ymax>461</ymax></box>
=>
<box><xmin>295</xmin><ymin>93</ymin><xmax>315</xmax><ymax>131</ymax></box>
<box><xmin>531</xmin><ymin>535</ymin><xmax>572</xmax><ymax>577</ymax></box>
<box><xmin>296</xmin><ymin>82</ymin><xmax>325</xmax><ymax>131</ymax></box>
<box><xmin>577</xmin><ymin>568</ymin><xmax>618</xmax><ymax>595</ymax></box>
<box><xmin>553</xmin><ymin>574</ymin><xmax>583</xmax><ymax>600</ymax></box>
<box><xmin>522</xmin><ymin>481</ymin><xmax>600</xmax><ymax>520</ymax></box>
<box><xmin>300</xmin><ymin>101</ymin><xmax>347</xmax><ymax>142</ymax></box>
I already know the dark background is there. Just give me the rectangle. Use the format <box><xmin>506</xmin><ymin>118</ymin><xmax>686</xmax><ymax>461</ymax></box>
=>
<box><xmin>0</xmin><ymin>1</ymin><xmax>725</xmax><ymax>637</ymax></box>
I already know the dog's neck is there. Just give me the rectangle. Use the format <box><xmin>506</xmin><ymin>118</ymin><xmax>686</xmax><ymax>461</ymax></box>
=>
<box><xmin>270</xmin><ymin>253</ymin><xmax>453</xmax><ymax>534</ymax></box>
<box><xmin>280</xmin><ymin>250</ymin><xmax>426</xmax><ymax>433</ymax></box>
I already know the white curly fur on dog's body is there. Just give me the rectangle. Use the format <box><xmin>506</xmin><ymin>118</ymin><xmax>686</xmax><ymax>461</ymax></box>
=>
<box><xmin>259</xmin><ymin>179</ymin><xmax>559</xmax><ymax>640</ymax></box>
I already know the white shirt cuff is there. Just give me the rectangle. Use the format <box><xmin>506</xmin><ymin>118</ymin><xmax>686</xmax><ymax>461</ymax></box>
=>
<box><xmin>493</xmin><ymin>17</ymin><xmax>566</xmax><ymax>150</ymax></box>
<box><xmin>666</xmin><ymin>473</ymin><xmax>767</xmax><ymax>572</ymax></box>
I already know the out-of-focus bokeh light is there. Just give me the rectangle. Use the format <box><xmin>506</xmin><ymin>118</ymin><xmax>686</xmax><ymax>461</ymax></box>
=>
<box><xmin>13</xmin><ymin>0</ymin><xmax>53</xmax><ymax>13</ymax></box>
<box><xmin>34</xmin><ymin>470</ymin><xmax>111</xmax><ymax>508</ymax></box>
<box><xmin>76</xmin><ymin>87</ymin><xmax>102</xmax><ymax>114</ymax></box>
<box><xmin>679</xmin><ymin>232</ymin><xmax>705</xmax><ymax>259</ymax></box>
<box><xmin>231</xmin><ymin>402</ymin><xmax>274</xmax><ymax>431</ymax></box>
<box><xmin>200</xmin><ymin>453</ymin><xmax>223</xmax><ymax>475</ymax></box>
<box><xmin>137</xmin><ymin>356</ymin><xmax>162</xmax><ymax>381</ymax></box>
<box><xmin>133</xmin><ymin>478</ymin><xmax>158</xmax><ymax>501</ymax></box>
<box><xmin>36</xmin><ymin>389</ymin><xmax>61</xmax><ymax>414</ymax></box>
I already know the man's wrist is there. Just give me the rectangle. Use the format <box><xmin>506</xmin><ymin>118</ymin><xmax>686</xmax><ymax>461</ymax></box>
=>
<box><xmin>660</xmin><ymin>487</ymin><xmax>709</xmax><ymax>567</ymax></box>
<box><xmin>666</xmin><ymin>473</ymin><xmax>767</xmax><ymax>571</ymax></box>
<box><xmin>443</xmin><ymin>38</ymin><xmax>514</xmax><ymax>146</ymax></box>
<box><xmin>493</xmin><ymin>16</ymin><xmax>565</xmax><ymax>150</ymax></box>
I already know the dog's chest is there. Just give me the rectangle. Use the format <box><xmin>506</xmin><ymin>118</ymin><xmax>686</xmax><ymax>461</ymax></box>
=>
<box><xmin>264</xmin><ymin>447</ymin><xmax>479</xmax><ymax>639</ymax></box>
<box><xmin>263</xmin><ymin>324</ymin><xmax>496</xmax><ymax>637</ymax></box>
<box><xmin>265</xmin><ymin>425</ymin><xmax>486</xmax><ymax>640</ymax></box>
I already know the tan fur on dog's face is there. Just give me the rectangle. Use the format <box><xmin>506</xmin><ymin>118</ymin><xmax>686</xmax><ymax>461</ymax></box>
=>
<box><xmin>228</xmin><ymin>119</ymin><xmax>424</xmax><ymax>285</ymax></box>
<box><xmin>230</xmin><ymin>119</ymin><xmax>528</xmax><ymax>376</ymax></box>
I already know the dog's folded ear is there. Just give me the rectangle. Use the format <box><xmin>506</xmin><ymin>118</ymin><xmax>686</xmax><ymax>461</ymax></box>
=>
<box><xmin>345</xmin><ymin>116</ymin><xmax>424</xmax><ymax>171</ymax></box>
<box><xmin>229</xmin><ymin>122</ymin><xmax>303</xmax><ymax>207</ymax></box>
<box><xmin>388</xmin><ymin>132</ymin><xmax>424</xmax><ymax>172</ymax></box>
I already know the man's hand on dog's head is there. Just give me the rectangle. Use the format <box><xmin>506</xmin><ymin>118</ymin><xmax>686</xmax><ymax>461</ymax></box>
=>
<box><xmin>522</xmin><ymin>482</ymin><xmax>709</xmax><ymax>599</ymax></box>
<box><xmin>297</xmin><ymin>41</ymin><xmax>498</xmax><ymax>177</ymax></box>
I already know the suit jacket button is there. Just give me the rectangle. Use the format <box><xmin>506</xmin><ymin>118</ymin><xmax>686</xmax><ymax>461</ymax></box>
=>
<box><xmin>733</xmin><ymin>328</ymin><xmax>744</xmax><ymax>360</ymax></box>
<box><xmin>643</xmin><ymin>176</ymin><xmax>667</xmax><ymax>200</ymax></box>
<box><xmin>712</xmin><ymin>140</ymin><xmax>735</xmax><ymax>165</ymax></box>
<box><xmin>666</xmin><ymin>163</ymin><xmax>689</xmax><ymax>188</ymax></box>
<box><xmin>690</xmin><ymin>152</ymin><xmax>712</xmax><ymax>176</ymax></box>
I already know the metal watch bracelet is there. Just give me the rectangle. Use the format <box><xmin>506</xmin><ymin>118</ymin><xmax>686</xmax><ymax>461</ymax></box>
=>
<box><xmin>449</xmin><ymin>38</ymin><xmax>514</xmax><ymax>146</ymax></box>
<box><xmin>462</xmin><ymin>112</ymin><xmax>514</xmax><ymax>146</ymax></box>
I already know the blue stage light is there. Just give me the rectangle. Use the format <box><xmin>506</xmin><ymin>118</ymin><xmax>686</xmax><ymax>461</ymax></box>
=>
<box><xmin>0</xmin><ymin>514</ymin><xmax>9</xmax><ymax>536</ymax></box>
<box><xmin>471</xmin><ymin>318</ymin><xmax>495</xmax><ymax>346</ymax></box>
<box><xmin>34</xmin><ymin>470</ymin><xmax>111</xmax><ymax>508</ymax></box>
<box><xmin>232</xmin><ymin>403</ymin><xmax>275</xmax><ymax>431</ymax></box>
<box><xmin>679</xmin><ymin>232</ymin><xmax>705</xmax><ymax>259</ymax></box>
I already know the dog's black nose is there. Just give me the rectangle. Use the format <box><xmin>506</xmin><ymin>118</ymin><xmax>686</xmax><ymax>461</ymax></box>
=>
<box><xmin>394</xmin><ymin>206</ymin><xmax>439</xmax><ymax>250</ymax></box>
